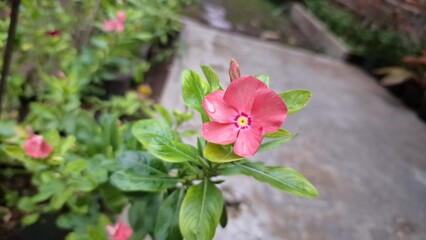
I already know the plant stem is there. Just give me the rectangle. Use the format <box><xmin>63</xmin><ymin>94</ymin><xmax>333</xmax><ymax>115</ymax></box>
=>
<box><xmin>0</xmin><ymin>0</ymin><xmax>21</xmax><ymax>119</ymax></box>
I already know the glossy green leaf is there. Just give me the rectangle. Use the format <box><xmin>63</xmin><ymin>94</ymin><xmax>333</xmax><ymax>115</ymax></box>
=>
<box><xmin>51</xmin><ymin>187</ymin><xmax>74</xmax><ymax>210</ymax></box>
<box><xmin>142</xmin><ymin>136</ymin><xmax>199</xmax><ymax>163</ymax></box>
<box><xmin>234</xmin><ymin>161</ymin><xmax>318</xmax><ymax>197</ymax></box>
<box><xmin>201</xmin><ymin>66</ymin><xmax>221</xmax><ymax>91</ymax></box>
<box><xmin>264</xmin><ymin>129</ymin><xmax>291</xmax><ymax>138</ymax></box>
<box><xmin>182</xmin><ymin>69</ymin><xmax>210</xmax><ymax>113</ymax></box>
<box><xmin>258</xmin><ymin>133</ymin><xmax>298</xmax><ymax>152</ymax></box>
<box><xmin>111</xmin><ymin>170</ymin><xmax>180</xmax><ymax>192</ymax></box>
<box><xmin>180</xmin><ymin>180</ymin><xmax>224</xmax><ymax>240</ymax></box>
<box><xmin>133</xmin><ymin>120</ymin><xmax>199</xmax><ymax>163</ymax></box>
<box><xmin>279</xmin><ymin>90</ymin><xmax>312</xmax><ymax>115</ymax></box>
<box><xmin>203</xmin><ymin>143</ymin><xmax>243</xmax><ymax>163</ymax></box>
<box><xmin>155</xmin><ymin>189</ymin><xmax>185</xmax><ymax>240</ymax></box>
<box><xmin>255</xmin><ymin>74</ymin><xmax>270</xmax><ymax>87</ymax></box>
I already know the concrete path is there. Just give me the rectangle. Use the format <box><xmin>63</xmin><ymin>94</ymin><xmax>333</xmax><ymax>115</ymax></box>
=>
<box><xmin>160</xmin><ymin>18</ymin><xmax>426</xmax><ymax>240</ymax></box>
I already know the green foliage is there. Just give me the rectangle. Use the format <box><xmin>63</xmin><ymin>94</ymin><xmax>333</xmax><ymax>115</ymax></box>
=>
<box><xmin>111</xmin><ymin>170</ymin><xmax>181</xmax><ymax>192</ymax></box>
<box><xmin>203</xmin><ymin>143</ymin><xmax>243</xmax><ymax>163</ymax></box>
<box><xmin>132</xmin><ymin>119</ymin><xmax>199</xmax><ymax>162</ymax></box>
<box><xmin>155</xmin><ymin>189</ymin><xmax>185</xmax><ymax>240</ymax></box>
<box><xmin>179</xmin><ymin>180</ymin><xmax>224</xmax><ymax>240</ymax></box>
<box><xmin>279</xmin><ymin>90</ymin><xmax>312</xmax><ymax>115</ymax></box>
<box><xmin>234</xmin><ymin>161</ymin><xmax>318</xmax><ymax>197</ymax></box>
<box><xmin>303</xmin><ymin>0</ymin><xmax>421</xmax><ymax>63</ymax></box>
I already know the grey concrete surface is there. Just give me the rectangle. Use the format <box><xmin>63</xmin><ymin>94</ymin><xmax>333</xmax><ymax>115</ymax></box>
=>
<box><xmin>160</xmin><ymin>18</ymin><xmax>426</xmax><ymax>240</ymax></box>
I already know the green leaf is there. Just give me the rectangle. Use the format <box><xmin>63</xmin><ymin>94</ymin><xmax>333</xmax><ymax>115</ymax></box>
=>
<box><xmin>154</xmin><ymin>104</ymin><xmax>173</xmax><ymax>126</ymax></box>
<box><xmin>129</xmin><ymin>193</ymin><xmax>162</xmax><ymax>238</ymax></box>
<box><xmin>201</xmin><ymin>66</ymin><xmax>222</xmax><ymax>91</ymax></box>
<box><xmin>117</xmin><ymin>151</ymin><xmax>167</xmax><ymax>174</ymax></box>
<box><xmin>51</xmin><ymin>187</ymin><xmax>74</xmax><ymax>210</ymax></box>
<box><xmin>133</xmin><ymin>120</ymin><xmax>199</xmax><ymax>163</ymax></box>
<box><xmin>181</xmin><ymin>69</ymin><xmax>210</xmax><ymax>121</ymax></box>
<box><xmin>203</xmin><ymin>143</ymin><xmax>243</xmax><ymax>163</ymax></box>
<box><xmin>62</xmin><ymin>159</ymin><xmax>88</xmax><ymax>175</ymax></box>
<box><xmin>264</xmin><ymin>129</ymin><xmax>291</xmax><ymax>138</ymax></box>
<box><xmin>4</xmin><ymin>146</ymin><xmax>41</xmax><ymax>167</ymax></box>
<box><xmin>220</xmin><ymin>204</ymin><xmax>228</xmax><ymax>228</ymax></box>
<box><xmin>234</xmin><ymin>161</ymin><xmax>318</xmax><ymax>197</ymax></box>
<box><xmin>111</xmin><ymin>170</ymin><xmax>180</xmax><ymax>192</ymax></box>
<box><xmin>155</xmin><ymin>189</ymin><xmax>185</xmax><ymax>240</ymax></box>
<box><xmin>100</xmin><ymin>183</ymin><xmax>128</xmax><ymax>213</ymax></box>
<box><xmin>255</xmin><ymin>74</ymin><xmax>270</xmax><ymax>87</ymax></box>
<box><xmin>279</xmin><ymin>90</ymin><xmax>312</xmax><ymax>115</ymax></box>
<box><xmin>18</xmin><ymin>197</ymin><xmax>36</xmax><ymax>212</ymax></box>
<box><xmin>142</xmin><ymin>136</ymin><xmax>199</xmax><ymax>163</ymax></box>
<box><xmin>180</xmin><ymin>180</ymin><xmax>224</xmax><ymax>240</ymax></box>
<box><xmin>22</xmin><ymin>213</ymin><xmax>40</xmax><ymax>226</ymax></box>
<box><xmin>258</xmin><ymin>133</ymin><xmax>298</xmax><ymax>152</ymax></box>
<box><xmin>60</xmin><ymin>135</ymin><xmax>76</xmax><ymax>156</ymax></box>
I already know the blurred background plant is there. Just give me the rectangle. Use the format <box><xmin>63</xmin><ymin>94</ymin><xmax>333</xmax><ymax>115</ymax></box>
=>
<box><xmin>0</xmin><ymin>0</ymin><xmax>195</xmax><ymax>238</ymax></box>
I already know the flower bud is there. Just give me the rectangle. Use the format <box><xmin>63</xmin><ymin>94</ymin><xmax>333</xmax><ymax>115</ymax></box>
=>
<box><xmin>229</xmin><ymin>58</ymin><xmax>241</xmax><ymax>82</ymax></box>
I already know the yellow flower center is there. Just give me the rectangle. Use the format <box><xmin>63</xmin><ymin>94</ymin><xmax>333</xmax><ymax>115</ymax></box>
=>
<box><xmin>236</xmin><ymin>116</ymin><xmax>249</xmax><ymax>127</ymax></box>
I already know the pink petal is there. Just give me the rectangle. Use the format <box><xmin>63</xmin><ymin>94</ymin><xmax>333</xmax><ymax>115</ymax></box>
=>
<box><xmin>106</xmin><ymin>225</ymin><xmax>117</xmax><ymax>235</ymax></box>
<box><xmin>251</xmin><ymin>88</ymin><xmax>288</xmax><ymax>133</ymax></box>
<box><xmin>103</xmin><ymin>20</ymin><xmax>116</xmax><ymax>32</ymax></box>
<box><xmin>234</xmin><ymin>127</ymin><xmax>264</xmax><ymax>157</ymax></box>
<box><xmin>23</xmin><ymin>135</ymin><xmax>53</xmax><ymax>159</ymax></box>
<box><xmin>116</xmin><ymin>11</ymin><xmax>127</xmax><ymax>23</ymax></box>
<box><xmin>115</xmin><ymin>22</ymin><xmax>125</xmax><ymax>33</ymax></box>
<box><xmin>223</xmin><ymin>76</ymin><xmax>267</xmax><ymax>114</ymax></box>
<box><xmin>202</xmin><ymin>122</ymin><xmax>239</xmax><ymax>145</ymax></box>
<box><xmin>115</xmin><ymin>222</ymin><xmax>133</xmax><ymax>240</ymax></box>
<box><xmin>203</xmin><ymin>90</ymin><xmax>238</xmax><ymax>123</ymax></box>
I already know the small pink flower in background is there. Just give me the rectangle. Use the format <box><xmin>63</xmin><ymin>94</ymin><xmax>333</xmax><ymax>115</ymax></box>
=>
<box><xmin>116</xmin><ymin>11</ymin><xmax>127</xmax><ymax>23</ymax></box>
<box><xmin>103</xmin><ymin>11</ymin><xmax>127</xmax><ymax>33</ymax></box>
<box><xmin>46</xmin><ymin>29</ymin><xmax>61</xmax><ymax>37</ymax></box>
<box><xmin>202</xmin><ymin>76</ymin><xmax>288</xmax><ymax>157</ymax></box>
<box><xmin>23</xmin><ymin>134</ymin><xmax>53</xmax><ymax>159</ymax></box>
<box><xmin>229</xmin><ymin>58</ymin><xmax>241</xmax><ymax>82</ymax></box>
<box><xmin>106</xmin><ymin>222</ymin><xmax>133</xmax><ymax>240</ymax></box>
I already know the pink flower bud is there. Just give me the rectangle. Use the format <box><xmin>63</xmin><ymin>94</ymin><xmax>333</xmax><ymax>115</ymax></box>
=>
<box><xmin>229</xmin><ymin>58</ymin><xmax>241</xmax><ymax>82</ymax></box>
<box><xmin>23</xmin><ymin>135</ymin><xmax>53</xmax><ymax>159</ymax></box>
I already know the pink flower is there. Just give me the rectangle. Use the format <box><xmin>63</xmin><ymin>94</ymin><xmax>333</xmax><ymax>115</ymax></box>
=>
<box><xmin>202</xmin><ymin>76</ymin><xmax>288</xmax><ymax>157</ymax></box>
<box><xmin>23</xmin><ymin>135</ymin><xmax>53</xmax><ymax>159</ymax></box>
<box><xmin>106</xmin><ymin>222</ymin><xmax>133</xmax><ymax>240</ymax></box>
<box><xmin>103</xmin><ymin>11</ymin><xmax>126</xmax><ymax>33</ymax></box>
<box><xmin>116</xmin><ymin>11</ymin><xmax>127</xmax><ymax>23</ymax></box>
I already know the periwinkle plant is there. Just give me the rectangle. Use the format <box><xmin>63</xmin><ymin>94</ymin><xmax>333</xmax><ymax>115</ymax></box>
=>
<box><xmin>110</xmin><ymin>59</ymin><xmax>318</xmax><ymax>240</ymax></box>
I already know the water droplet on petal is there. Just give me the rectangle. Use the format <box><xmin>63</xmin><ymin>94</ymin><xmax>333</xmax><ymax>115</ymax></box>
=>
<box><xmin>205</xmin><ymin>99</ymin><xmax>216</xmax><ymax>113</ymax></box>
